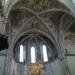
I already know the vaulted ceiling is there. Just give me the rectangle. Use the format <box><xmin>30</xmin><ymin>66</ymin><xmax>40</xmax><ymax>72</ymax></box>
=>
<box><xmin>4</xmin><ymin>0</ymin><xmax>75</xmax><ymax>35</ymax></box>
<box><xmin>0</xmin><ymin>0</ymin><xmax>75</xmax><ymax>53</ymax></box>
<box><xmin>0</xmin><ymin>0</ymin><xmax>74</xmax><ymax>51</ymax></box>
<box><xmin>0</xmin><ymin>1</ymin><xmax>75</xmax><ymax>75</ymax></box>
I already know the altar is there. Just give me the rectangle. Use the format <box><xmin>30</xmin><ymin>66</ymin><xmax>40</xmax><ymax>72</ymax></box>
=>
<box><xmin>27</xmin><ymin>59</ymin><xmax>46</xmax><ymax>75</ymax></box>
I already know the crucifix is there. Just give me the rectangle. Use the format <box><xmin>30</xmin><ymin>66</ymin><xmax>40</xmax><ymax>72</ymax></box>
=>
<box><xmin>27</xmin><ymin>59</ymin><xmax>46</xmax><ymax>75</ymax></box>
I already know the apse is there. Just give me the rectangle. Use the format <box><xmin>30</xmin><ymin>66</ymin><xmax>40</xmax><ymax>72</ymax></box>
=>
<box><xmin>13</xmin><ymin>34</ymin><xmax>58</xmax><ymax>64</ymax></box>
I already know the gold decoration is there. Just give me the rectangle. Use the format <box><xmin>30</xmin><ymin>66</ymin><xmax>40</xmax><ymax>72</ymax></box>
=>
<box><xmin>27</xmin><ymin>59</ymin><xmax>46</xmax><ymax>75</ymax></box>
<box><xmin>21</xmin><ymin>0</ymin><xmax>67</xmax><ymax>12</ymax></box>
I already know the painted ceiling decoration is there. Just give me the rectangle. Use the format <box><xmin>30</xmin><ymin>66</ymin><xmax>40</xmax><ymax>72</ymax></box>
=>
<box><xmin>4</xmin><ymin>0</ymin><xmax>75</xmax><ymax>53</ymax></box>
<box><xmin>18</xmin><ymin>0</ymin><xmax>68</xmax><ymax>12</ymax></box>
<box><xmin>0</xmin><ymin>0</ymin><xmax>74</xmax><ymax>47</ymax></box>
<box><xmin>0</xmin><ymin>0</ymin><xmax>75</xmax><ymax>55</ymax></box>
<box><xmin>0</xmin><ymin>0</ymin><xmax>75</xmax><ymax>75</ymax></box>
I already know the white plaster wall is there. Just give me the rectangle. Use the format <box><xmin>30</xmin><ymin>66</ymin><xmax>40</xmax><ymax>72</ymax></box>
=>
<box><xmin>63</xmin><ymin>35</ymin><xmax>75</xmax><ymax>54</ymax></box>
<box><xmin>52</xmin><ymin>59</ymin><xmax>64</xmax><ymax>75</ymax></box>
<box><xmin>0</xmin><ymin>56</ymin><xmax>6</xmax><ymax>75</ymax></box>
<box><xmin>0</xmin><ymin>16</ymin><xmax>5</xmax><ymax>34</ymax></box>
<box><xmin>10</xmin><ymin>59</ymin><xmax>17</xmax><ymax>75</ymax></box>
<box><xmin>66</xmin><ymin>56</ymin><xmax>75</xmax><ymax>75</ymax></box>
<box><xmin>62</xmin><ymin>34</ymin><xmax>75</xmax><ymax>75</ymax></box>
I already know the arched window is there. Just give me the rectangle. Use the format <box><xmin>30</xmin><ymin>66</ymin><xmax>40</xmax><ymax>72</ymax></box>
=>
<box><xmin>31</xmin><ymin>46</ymin><xmax>36</xmax><ymax>63</ymax></box>
<box><xmin>13</xmin><ymin>34</ymin><xmax>58</xmax><ymax>64</ymax></box>
<box><xmin>42</xmin><ymin>44</ymin><xmax>48</xmax><ymax>62</ymax></box>
<box><xmin>19</xmin><ymin>45</ymin><xmax>24</xmax><ymax>62</ymax></box>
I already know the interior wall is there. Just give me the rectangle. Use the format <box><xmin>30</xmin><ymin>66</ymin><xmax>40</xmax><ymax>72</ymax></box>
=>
<box><xmin>52</xmin><ymin>59</ymin><xmax>64</xmax><ymax>75</ymax></box>
<box><xmin>10</xmin><ymin>59</ymin><xmax>17</xmax><ymax>75</ymax></box>
<box><xmin>0</xmin><ymin>16</ymin><xmax>6</xmax><ymax>34</ymax></box>
<box><xmin>62</xmin><ymin>33</ymin><xmax>75</xmax><ymax>75</ymax></box>
<box><xmin>63</xmin><ymin>34</ymin><xmax>75</xmax><ymax>54</ymax></box>
<box><xmin>66</xmin><ymin>56</ymin><xmax>75</xmax><ymax>75</ymax></box>
<box><xmin>0</xmin><ymin>56</ymin><xmax>6</xmax><ymax>75</ymax></box>
<box><xmin>17</xmin><ymin>59</ymin><xmax>64</xmax><ymax>75</ymax></box>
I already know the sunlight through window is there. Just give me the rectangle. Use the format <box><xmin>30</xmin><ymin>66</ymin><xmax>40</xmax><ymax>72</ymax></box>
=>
<box><xmin>31</xmin><ymin>46</ymin><xmax>36</xmax><ymax>63</ymax></box>
<box><xmin>42</xmin><ymin>45</ymin><xmax>48</xmax><ymax>62</ymax></box>
<box><xmin>19</xmin><ymin>45</ymin><xmax>24</xmax><ymax>62</ymax></box>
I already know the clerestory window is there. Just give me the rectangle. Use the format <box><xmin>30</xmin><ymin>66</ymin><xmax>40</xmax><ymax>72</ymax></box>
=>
<box><xmin>31</xmin><ymin>46</ymin><xmax>36</xmax><ymax>63</ymax></box>
<box><xmin>19</xmin><ymin>45</ymin><xmax>24</xmax><ymax>62</ymax></box>
<box><xmin>42</xmin><ymin>44</ymin><xmax>48</xmax><ymax>62</ymax></box>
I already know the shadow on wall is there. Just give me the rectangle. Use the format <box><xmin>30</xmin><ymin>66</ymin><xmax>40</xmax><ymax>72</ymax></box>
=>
<box><xmin>0</xmin><ymin>34</ymin><xmax>9</xmax><ymax>51</ymax></box>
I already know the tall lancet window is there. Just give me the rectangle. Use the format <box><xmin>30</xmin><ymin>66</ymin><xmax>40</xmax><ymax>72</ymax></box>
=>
<box><xmin>19</xmin><ymin>45</ymin><xmax>24</xmax><ymax>62</ymax></box>
<box><xmin>14</xmin><ymin>34</ymin><xmax>57</xmax><ymax>64</ymax></box>
<box><xmin>31</xmin><ymin>46</ymin><xmax>36</xmax><ymax>63</ymax></box>
<box><xmin>42</xmin><ymin>44</ymin><xmax>48</xmax><ymax>62</ymax></box>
